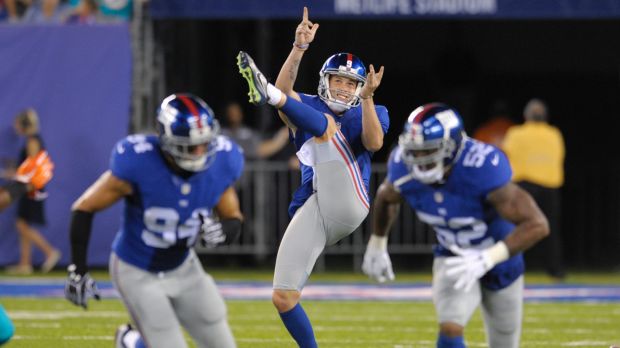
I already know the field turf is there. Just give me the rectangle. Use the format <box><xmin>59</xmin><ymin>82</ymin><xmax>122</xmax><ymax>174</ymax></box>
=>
<box><xmin>1</xmin><ymin>271</ymin><xmax>619</xmax><ymax>347</ymax></box>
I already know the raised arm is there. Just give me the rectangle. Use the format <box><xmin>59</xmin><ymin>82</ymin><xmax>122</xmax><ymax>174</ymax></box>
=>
<box><xmin>275</xmin><ymin>6</ymin><xmax>319</xmax><ymax>100</ymax></box>
<box><xmin>275</xmin><ymin>7</ymin><xmax>319</xmax><ymax>131</ymax></box>
<box><xmin>359</xmin><ymin>64</ymin><xmax>386</xmax><ymax>152</ymax></box>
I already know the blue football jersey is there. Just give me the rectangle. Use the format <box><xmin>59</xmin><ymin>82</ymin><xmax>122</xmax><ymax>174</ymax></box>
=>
<box><xmin>109</xmin><ymin>134</ymin><xmax>244</xmax><ymax>272</ymax></box>
<box><xmin>387</xmin><ymin>138</ymin><xmax>524</xmax><ymax>290</ymax></box>
<box><xmin>288</xmin><ymin>94</ymin><xmax>390</xmax><ymax>217</ymax></box>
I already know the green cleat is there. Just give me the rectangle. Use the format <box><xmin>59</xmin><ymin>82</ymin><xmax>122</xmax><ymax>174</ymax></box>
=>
<box><xmin>237</xmin><ymin>51</ymin><xmax>270</xmax><ymax>105</ymax></box>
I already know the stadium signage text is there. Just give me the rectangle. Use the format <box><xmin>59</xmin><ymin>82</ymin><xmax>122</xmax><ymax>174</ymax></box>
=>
<box><xmin>334</xmin><ymin>0</ymin><xmax>497</xmax><ymax>15</ymax></box>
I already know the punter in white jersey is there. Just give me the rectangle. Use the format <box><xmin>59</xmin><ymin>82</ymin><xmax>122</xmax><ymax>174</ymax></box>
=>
<box><xmin>64</xmin><ymin>93</ymin><xmax>243</xmax><ymax>348</ymax></box>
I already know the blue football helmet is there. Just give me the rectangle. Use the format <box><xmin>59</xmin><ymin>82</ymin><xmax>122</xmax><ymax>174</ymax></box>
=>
<box><xmin>318</xmin><ymin>53</ymin><xmax>367</xmax><ymax>113</ymax></box>
<box><xmin>157</xmin><ymin>93</ymin><xmax>220</xmax><ymax>172</ymax></box>
<box><xmin>398</xmin><ymin>103</ymin><xmax>465</xmax><ymax>184</ymax></box>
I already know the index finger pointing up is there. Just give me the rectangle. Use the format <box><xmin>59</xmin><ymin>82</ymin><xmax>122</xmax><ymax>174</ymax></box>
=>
<box><xmin>303</xmin><ymin>6</ymin><xmax>308</xmax><ymax>21</ymax></box>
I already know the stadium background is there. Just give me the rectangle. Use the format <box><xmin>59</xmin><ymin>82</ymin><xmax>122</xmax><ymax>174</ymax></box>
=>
<box><xmin>1</xmin><ymin>0</ymin><xmax>620</xmax><ymax>272</ymax></box>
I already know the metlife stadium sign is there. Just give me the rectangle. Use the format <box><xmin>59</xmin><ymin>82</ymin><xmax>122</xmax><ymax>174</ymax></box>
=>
<box><xmin>150</xmin><ymin>0</ymin><xmax>620</xmax><ymax>19</ymax></box>
<box><xmin>334</xmin><ymin>0</ymin><xmax>497</xmax><ymax>16</ymax></box>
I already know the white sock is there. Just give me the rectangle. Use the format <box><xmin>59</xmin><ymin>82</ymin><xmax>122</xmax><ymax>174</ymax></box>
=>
<box><xmin>266</xmin><ymin>83</ymin><xmax>282</xmax><ymax>106</ymax></box>
<box><xmin>123</xmin><ymin>329</ymin><xmax>141</xmax><ymax>348</ymax></box>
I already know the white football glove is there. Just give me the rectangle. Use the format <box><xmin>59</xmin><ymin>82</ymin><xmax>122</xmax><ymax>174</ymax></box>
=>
<box><xmin>445</xmin><ymin>242</ymin><xmax>510</xmax><ymax>292</ymax></box>
<box><xmin>199</xmin><ymin>214</ymin><xmax>226</xmax><ymax>248</ymax></box>
<box><xmin>362</xmin><ymin>235</ymin><xmax>395</xmax><ymax>283</ymax></box>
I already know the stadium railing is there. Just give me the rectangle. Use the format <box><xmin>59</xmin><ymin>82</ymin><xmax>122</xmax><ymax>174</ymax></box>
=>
<box><xmin>195</xmin><ymin>161</ymin><xmax>435</xmax><ymax>271</ymax></box>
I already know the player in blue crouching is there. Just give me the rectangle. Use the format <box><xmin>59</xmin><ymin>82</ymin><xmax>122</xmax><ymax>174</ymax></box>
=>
<box><xmin>64</xmin><ymin>93</ymin><xmax>242</xmax><ymax>348</ymax></box>
<box><xmin>362</xmin><ymin>103</ymin><xmax>549</xmax><ymax>348</ymax></box>
<box><xmin>237</xmin><ymin>8</ymin><xmax>389</xmax><ymax>347</ymax></box>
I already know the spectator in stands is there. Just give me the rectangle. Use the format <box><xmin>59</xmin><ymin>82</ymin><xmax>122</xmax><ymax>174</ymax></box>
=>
<box><xmin>97</xmin><ymin>0</ymin><xmax>131</xmax><ymax>22</ymax></box>
<box><xmin>4</xmin><ymin>0</ymin><xmax>25</xmax><ymax>22</ymax></box>
<box><xmin>502</xmin><ymin>98</ymin><xmax>566</xmax><ymax>281</ymax></box>
<box><xmin>221</xmin><ymin>101</ymin><xmax>290</xmax><ymax>161</ymax></box>
<box><xmin>473</xmin><ymin>99</ymin><xmax>515</xmax><ymax>147</ymax></box>
<box><xmin>5</xmin><ymin>108</ymin><xmax>61</xmax><ymax>275</ymax></box>
<box><xmin>63</xmin><ymin>0</ymin><xmax>97</xmax><ymax>24</ymax></box>
<box><xmin>5</xmin><ymin>0</ymin><xmax>63</xmax><ymax>22</ymax></box>
<box><xmin>0</xmin><ymin>0</ymin><xmax>8</xmax><ymax>21</ymax></box>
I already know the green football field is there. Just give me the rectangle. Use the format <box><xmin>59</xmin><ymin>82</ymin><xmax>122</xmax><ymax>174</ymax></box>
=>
<box><xmin>2</xmin><ymin>271</ymin><xmax>620</xmax><ymax>347</ymax></box>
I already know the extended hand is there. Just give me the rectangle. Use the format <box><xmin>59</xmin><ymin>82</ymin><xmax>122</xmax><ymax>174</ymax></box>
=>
<box><xmin>444</xmin><ymin>245</ymin><xmax>493</xmax><ymax>292</ymax></box>
<box><xmin>295</xmin><ymin>7</ymin><xmax>319</xmax><ymax>47</ymax></box>
<box><xmin>362</xmin><ymin>236</ymin><xmax>395</xmax><ymax>283</ymax></box>
<box><xmin>360</xmin><ymin>64</ymin><xmax>385</xmax><ymax>99</ymax></box>
<box><xmin>65</xmin><ymin>265</ymin><xmax>101</xmax><ymax>309</ymax></box>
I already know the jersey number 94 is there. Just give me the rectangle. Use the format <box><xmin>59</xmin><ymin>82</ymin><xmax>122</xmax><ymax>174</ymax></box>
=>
<box><xmin>142</xmin><ymin>207</ymin><xmax>207</xmax><ymax>248</ymax></box>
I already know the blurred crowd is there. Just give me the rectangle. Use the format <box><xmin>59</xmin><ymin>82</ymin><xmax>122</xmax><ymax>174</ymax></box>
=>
<box><xmin>0</xmin><ymin>0</ymin><xmax>132</xmax><ymax>24</ymax></box>
<box><xmin>220</xmin><ymin>101</ymin><xmax>299</xmax><ymax>170</ymax></box>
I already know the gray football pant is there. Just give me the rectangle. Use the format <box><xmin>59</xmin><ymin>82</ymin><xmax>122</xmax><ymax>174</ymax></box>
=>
<box><xmin>433</xmin><ymin>257</ymin><xmax>523</xmax><ymax>348</ymax></box>
<box><xmin>110</xmin><ymin>251</ymin><xmax>236</xmax><ymax>348</ymax></box>
<box><xmin>274</xmin><ymin>136</ymin><xmax>370</xmax><ymax>291</ymax></box>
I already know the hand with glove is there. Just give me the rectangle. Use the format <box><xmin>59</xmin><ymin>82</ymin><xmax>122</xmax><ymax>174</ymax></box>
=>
<box><xmin>362</xmin><ymin>235</ymin><xmax>395</xmax><ymax>283</ymax></box>
<box><xmin>198</xmin><ymin>213</ymin><xmax>242</xmax><ymax>248</ymax></box>
<box><xmin>65</xmin><ymin>264</ymin><xmax>101</xmax><ymax>309</ymax></box>
<box><xmin>445</xmin><ymin>241</ymin><xmax>510</xmax><ymax>292</ymax></box>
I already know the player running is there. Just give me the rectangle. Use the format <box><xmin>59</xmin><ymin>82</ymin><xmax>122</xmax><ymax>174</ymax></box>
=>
<box><xmin>64</xmin><ymin>94</ymin><xmax>242</xmax><ymax>348</ymax></box>
<box><xmin>362</xmin><ymin>103</ymin><xmax>549</xmax><ymax>348</ymax></box>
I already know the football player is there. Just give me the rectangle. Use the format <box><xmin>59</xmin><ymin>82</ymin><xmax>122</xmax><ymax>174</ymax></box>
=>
<box><xmin>237</xmin><ymin>7</ymin><xmax>389</xmax><ymax>347</ymax></box>
<box><xmin>362</xmin><ymin>103</ymin><xmax>549</xmax><ymax>348</ymax></box>
<box><xmin>64</xmin><ymin>94</ymin><xmax>242</xmax><ymax>348</ymax></box>
<box><xmin>0</xmin><ymin>150</ymin><xmax>54</xmax><ymax>346</ymax></box>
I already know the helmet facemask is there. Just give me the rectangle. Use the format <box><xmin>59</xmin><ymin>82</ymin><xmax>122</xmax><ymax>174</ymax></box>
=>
<box><xmin>399</xmin><ymin>133</ymin><xmax>458</xmax><ymax>184</ymax></box>
<box><xmin>160</xmin><ymin>121</ymin><xmax>219</xmax><ymax>172</ymax></box>
<box><xmin>317</xmin><ymin>51</ymin><xmax>367</xmax><ymax>114</ymax></box>
<box><xmin>158</xmin><ymin>106</ymin><xmax>221</xmax><ymax>172</ymax></box>
<box><xmin>318</xmin><ymin>72</ymin><xmax>365</xmax><ymax>114</ymax></box>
